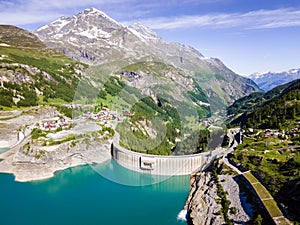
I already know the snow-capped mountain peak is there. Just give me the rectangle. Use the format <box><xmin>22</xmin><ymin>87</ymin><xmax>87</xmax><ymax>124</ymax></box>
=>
<box><xmin>289</xmin><ymin>68</ymin><xmax>300</xmax><ymax>74</ymax></box>
<box><xmin>248</xmin><ymin>72</ymin><xmax>269</xmax><ymax>79</ymax></box>
<box><xmin>35</xmin><ymin>8</ymin><xmax>127</xmax><ymax>42</ymax></box>
<box><xmin>36</xmin><ymin>16</ymin><xmax>71</xmax><ymax>33</ymax></box>
<box><xmin>33</xmin><ymin>7</ymin><xmax>256</xmax><ymax>92</ymax></box>
<box><xmin>81</xmin><ymin>7</ymin><xmax>121</xmax><ymax>26</ymax></box>
<box><xmin>84</xmin><ymin>7</ymin><xmax>103</xmax><ymax>14</ymax></box>
<box><xmin>249</xmin><ymin>68</ymin><xmax>300</xmax><ymax>91</ymax></box>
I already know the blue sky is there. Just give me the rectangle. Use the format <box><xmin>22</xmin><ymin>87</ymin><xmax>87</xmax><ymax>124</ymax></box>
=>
<box><xmin>0</xmin><ymin>0</ymin><xmax>300</xmax><ymax>75</ymax></box>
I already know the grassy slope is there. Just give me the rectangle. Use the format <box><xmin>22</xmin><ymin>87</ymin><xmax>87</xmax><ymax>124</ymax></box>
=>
<box><xmin>227</xmin><ymin>80</ymin><xmax>300</xmax><ymax>222</ymax></box>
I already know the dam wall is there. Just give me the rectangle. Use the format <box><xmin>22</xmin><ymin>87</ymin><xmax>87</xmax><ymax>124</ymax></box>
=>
<box><xmin>111</xmin><ymin>142</ymin><xmax>224</xmax><ymax>175</ymax></box>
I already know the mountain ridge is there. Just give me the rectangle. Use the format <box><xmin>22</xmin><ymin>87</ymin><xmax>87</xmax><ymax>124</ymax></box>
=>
<box><xmin>34</xmin><ymin>8</ymin><xmax>259</xmax><ymax>108</ymax></box>
<box><xmin>248</xmin><ymin>68</ymin><xmax>300</xmax><ymax>91</ymax></box>
<box><xmin>34</xmin><ymin>8</ymin><xmax>232</xmax><ymax>75</ymax></box>
<box><xmin>0</xmin><ymin>25</ymin><xmax>45</xmax><ymax>49</ymax></box>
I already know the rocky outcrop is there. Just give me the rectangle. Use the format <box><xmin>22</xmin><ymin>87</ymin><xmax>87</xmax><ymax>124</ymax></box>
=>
<box><xmin>187</xmin><ymin>172</ymin><xmax>224</xmax><ymax>225</ymax></box>
<box><xmin>219</xmin><ymin>174</ymin><xmax>252</xmax><ymax>223</ymax></box>
<box><xmin>0</xmin><ymin>138</ymin><xmax>111</xmax><ymax>182</ymax></box>
<box><xmin>187</xmin><ymin>170</ymin><xmax>252</xmax><ymax>225</ymax></box>
<box><xmin>0</xmin><ymin>107</ymin><xmax>112</xmax><ymax>182</ymax></box>
<box><xmin>0</xmin><ymin>63</ymin><xmax>55</xmax><ymax>85</ymax></box>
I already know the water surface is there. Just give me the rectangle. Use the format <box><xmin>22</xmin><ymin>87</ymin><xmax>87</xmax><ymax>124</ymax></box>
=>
<box><xmin>0</xmin><ymin>147</ymin><xmax>9</xmax><ymax>154</ymax></box>
<box><xmin>0</xmin><ymin>160</ymin><xmax>189</xmax><ymax>225</ymax></box>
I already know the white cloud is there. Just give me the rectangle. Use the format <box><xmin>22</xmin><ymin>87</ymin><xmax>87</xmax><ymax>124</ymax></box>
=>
<box><xmin>1</xmin><ymin>0</ymin><xmax>300</xmax><ymax>32</ymax></box>
<box><xmin>0</xmin><ymin>11</ymin><xmax>61</xmax><ymax>26</ymax></box>
<box><xmin>0</xmin><ymin>0</ymin><xmax>233</xmax><ymax>27</ymax></box>
<box><xmin>125</xmin><ymin>8</ymin><xmax>300</xmax><ymax>30</ymax></box>
<box><xmin>0</xmin><ymin>0</ymin><xmax>128</xmax><ymax>26</ymax></box>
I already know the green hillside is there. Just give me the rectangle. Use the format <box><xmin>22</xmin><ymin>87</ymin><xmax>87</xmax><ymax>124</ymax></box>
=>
<box><xmin>92</xmin><ymin>75</ymin><xmax>212</xmax><ymax>155</ymax></box>
<box><xmin>227</xmin><ymin>79</ymin><xmax>300</xmax><ymax>222</ymax></box>
<box><xmin>0</xmin><ymin>25</ymin><xmax>94</xmax><ymax>109</ymax></box>
<box><xmin>228</xmin><ymin>79</ymin><xmax>300</xmax><ymax>129</ymax></box>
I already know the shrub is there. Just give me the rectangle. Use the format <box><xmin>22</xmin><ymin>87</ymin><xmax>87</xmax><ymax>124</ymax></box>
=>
<box><xmin>31</xmin><ymin>128</ymin><xmax>46</xmax><ymax>139</ymax></box>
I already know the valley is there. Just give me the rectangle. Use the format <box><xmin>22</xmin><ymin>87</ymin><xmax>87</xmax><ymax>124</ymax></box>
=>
<box><xmin>0</xmin><ymin>6</ymin><xmax>299</xmax><ymax>225</ymax></box>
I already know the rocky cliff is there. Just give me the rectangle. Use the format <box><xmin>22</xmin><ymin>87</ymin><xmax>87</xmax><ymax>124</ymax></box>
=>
<box><xmin>187</xmin><ymin>171</ymin><xmax>224</xmax><ymax>225</ymax></box>
<box><xmin>187</xmin><ymin>165</ymin><xmax>252</xmax><ymax>225</ymax></box>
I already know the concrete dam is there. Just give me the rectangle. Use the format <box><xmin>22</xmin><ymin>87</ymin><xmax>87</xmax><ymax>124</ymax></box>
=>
<box><xmin>111</xmin><ymin>142</ymin><xmax>225</xmax><ymax>176</ymax></box>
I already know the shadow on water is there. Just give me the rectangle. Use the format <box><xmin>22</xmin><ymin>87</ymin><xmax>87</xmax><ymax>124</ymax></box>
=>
<box><xmin>27</xmin><ymin>160</ymin><xmax>189</xmax><ymax>193</ymax></box>
<box><xmin>91</xmin><ymin>160</ymin><xmax>190</xmax><ymax>191</ymax></box>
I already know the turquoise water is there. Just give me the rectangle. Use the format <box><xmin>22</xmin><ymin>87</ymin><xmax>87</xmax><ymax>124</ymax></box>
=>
<box><xmin>0</xmin><ymin>147</ymin><xmax>9</xmax><ymax>154</ymax></box>
<box><xmin>0</xmin><ymin>160</ymin><xmax>189</xmax><ymax>225</ymax></box>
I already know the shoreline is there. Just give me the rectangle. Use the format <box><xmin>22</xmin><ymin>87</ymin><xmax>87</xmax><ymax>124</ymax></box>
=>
<box><xmin>0</xmin><ymin>107</ymin><xmax>114</xmax><ymax>182</ymax></box>
<box><xmin>0</xmin><ymin>138</ymin><xmax>112</xmax><ymax>182</ymax></box>
<box><xmin>0</xmin><ymin>107</ymin><xmax>237</xmax><ymax>183</ymax></box>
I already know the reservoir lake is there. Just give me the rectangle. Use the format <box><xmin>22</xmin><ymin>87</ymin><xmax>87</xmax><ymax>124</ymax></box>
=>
<box><xmin>0</xmin><ymin>160</ymin><xmax>189</xmax><ymax>225</ymax></box>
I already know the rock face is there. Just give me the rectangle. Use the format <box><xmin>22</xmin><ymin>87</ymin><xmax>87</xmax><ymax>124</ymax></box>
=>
<box><xmin>187</xmin><ymin>172</ymin><xmax>224</xmax><ymax>225</ymax></box>
<box><xmin>34</xmin><ymin>8</ymin><xmax>259</xmax><ymax>106</ymax></box>
<box><xmin>187</xmin><ymin>171</ymin><xmax>252</xmax><ymax>225</ymax></box>
<box><xmin>0</xmin><ymin>139</ymin><xmax>111</xmax><ymax>182</ymax></box>
<box><xmin>219</xmin><ymin>174</ymin><xmax>252</xmax><ymax>223</ymax></box>
<box><xmin>0</xmin><ymin>63</ymin><xmax>54</xmax><ymax>85</ymax></box>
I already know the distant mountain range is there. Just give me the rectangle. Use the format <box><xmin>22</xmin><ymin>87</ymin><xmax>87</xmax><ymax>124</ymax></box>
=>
<box><xmin>248</xmin><ymin>69</ymin><xmax>300</xmax><ymax>91</ymax></box>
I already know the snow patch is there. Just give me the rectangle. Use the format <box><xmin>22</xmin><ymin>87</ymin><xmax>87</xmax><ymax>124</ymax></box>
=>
<box><xmin>51</xmin><ymin>18</ymin><xmax>71</xmax><ymax>30</ymax></box>
<box><xmin>68</xmin><ymin>37</ymin><xmax>77</xmax><ymax>43</ymax></box>
<box><xmin>36</xmin><ymin>17</ymin><xmax>71</xmax><ymax>33</ymax></box>
<box><xmin>202</xmin><ymin>56</ymin><xmax>211</xmax><ymax>60</ymax></box>
<box><xmin>0</xmin><ymin>43</ymin><xmax>10</xmax><ymax>47</ymax></box>
<box><xmin>76</xmin><ymin>27</ymin><xmax>111</xmax><ymax>39</ymax></box>
<box><xmin>248</xmin><ymin>72</ymin><xmax>269</xmax><ymax>79</ymax></box>
<box><xmin>128</xmin><ymin>27</ymin><xmax>148</xmax><ymax>43</ymax></box>
<box><xmin>250</xmin><ymin>68</ymin><xmax>300</xmax><ymax>79</ymax></box>
<box><xmin>289</xmin><ymin>68</ymin><xmax>300</xmax><ymax>74</ymax></box>
<box><xmin>128</xmin><ymin>22</ymin><xmax>159</xmax><ymax>40</ymax></box>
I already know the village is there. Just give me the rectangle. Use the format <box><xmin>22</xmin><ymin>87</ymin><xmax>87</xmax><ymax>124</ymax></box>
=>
<box><xmin>37</xmin><ymin>106</ymin><xmax>131</xmax><ymax>132</ymax></box>
<box><xmin>245</xmin><ymin>127</ymin><xmax>300</xmax><ymax>140</ymax></box>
